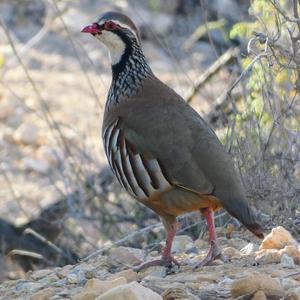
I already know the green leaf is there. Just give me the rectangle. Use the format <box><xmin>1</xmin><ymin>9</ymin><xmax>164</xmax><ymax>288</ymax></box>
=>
<box><xmin>229</xmin><ymin>22</ymin><xmax>254</xmax><ymax>39</ymax></box>
<box><xmin>0</xmin><ymin>53</ymin><xmax>4</xmax><ymax>68</ymax></box>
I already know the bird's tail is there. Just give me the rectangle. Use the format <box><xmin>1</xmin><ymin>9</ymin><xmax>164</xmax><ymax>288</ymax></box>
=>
<box><xmin>224</xmin><ymin>198</ymin><xmax>264</xmax><ymax>239</ymax></box>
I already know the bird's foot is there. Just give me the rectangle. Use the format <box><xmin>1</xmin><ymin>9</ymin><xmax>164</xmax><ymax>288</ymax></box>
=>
<box><xmin>133</xmin><ymin>255</ymin><xmax>180</xmax><ymax>272</ymax></box>
<box><xmin>193</xmin><ymin>241</ymin><xmax>224</xmax><ymax>269</ymax></box>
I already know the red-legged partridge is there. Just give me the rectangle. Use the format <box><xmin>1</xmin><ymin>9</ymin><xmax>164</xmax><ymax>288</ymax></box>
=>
<box><xmin>82</xmin><ymin>11</ymin><xmax>263</xmax><ymax>271</ymax></box>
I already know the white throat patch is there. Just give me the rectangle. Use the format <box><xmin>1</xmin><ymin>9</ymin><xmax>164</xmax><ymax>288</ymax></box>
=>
<box><xmin>96</xmin><ymin>31</ymin><xmax>126</xmax><ymax>65</ymax></box>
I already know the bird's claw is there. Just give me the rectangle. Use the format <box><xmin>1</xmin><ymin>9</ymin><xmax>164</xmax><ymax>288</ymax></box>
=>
<box><xmin>193</xmin><ymin>242</ymin><xmax>225</xmax><ymax>269</ymax></box>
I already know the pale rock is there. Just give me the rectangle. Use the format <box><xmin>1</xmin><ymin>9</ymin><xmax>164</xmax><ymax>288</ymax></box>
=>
<box><xmin>56</xmin><ymin>265</ymin><xmax>73</xmax><ymax>279</ymax></box>
<box><xmin>29</xmin><ymin>269</ymin><xmax>53</xmax><ymax>280</ymax></box>
<box><xmin>66</xmin><ymin>268</ymin><xmax>86</xmax><ymax>284</ymax></box>
<box><xmin>255</xmin><ymin>249</ymin><xmax>281</xmax><ymax>264</ymax></box>
<box><xmin>227</xmin><ymin>238</ymin><xmax>249</xmax><ymax>250</ymax></box>
<box><xmin>36</xmin><ymin>145</ymin><xmax>61</xmax><ymax>165</ymax></box>
<box><xmin>161</xmin><ymin>287</ymin><xmax>190</xmax><ymax>300</ymax></box>
<box><xmin>14</xmin><ymin>123</ymin><xmax>41</xmax><ymax>145</ymax></box>
<box><xmin>171</xmin><ymin>235</ymin><xmax>194</xmax><ymax>254</ymax></box>
<box><xmin>107</xmin><ymin>247</ymin><xmax>144</xmax><ymax>268</ymax></box>
<box><xmin>74</xmin><ymin>277</ymin><xmax>127</xmax><ymax>300</ymax></box>
<box><xmin>280</xmin><ymin>245</ymin><xmax>300</xmax><ymax>264</ymax></box>
<box><xmin>15</xmin><ymin>281</ymin><xmax>44</xmax><ymax>293</ymax></box>
<box><xmin>95</xmin><ymin>281</ymin><xmax>162</xmax><ymax>300</ymax></box>
<box><xmin>222</xmin><ymin>247</ymin><xmax>241</xmax><ymax>259</ymax></box>
<box><xmin>231</xmin><ymin>274</ymin><xmax>284</xmax><ymax>298</ymax></box>
<box><xmin>240</xmin><ymin>243</ymin><xmax>259</xmax><ymax>255</ymax></box>
<box><xmin>0</xmin><ymin>98</ymin><xmax>15</xmax><ymax>120</ymax></box>
<box><xmin>138</xmin><ymin>266</ymin><xmax>166</xmax><ymax>279</ymax></box>
<box><xmin>219</xmin><ymin>277</ymin><xmax>234</xmax><ymax>286</ymax></box>
<box><xmin>260</xmin><ymin>226</ymin><xmax>297</xmax><ymax>250</ymax></box>
<box><xmin>281</xmin><ymin>278</ymin><xmax>300</xmax><ymax>290</ymax></box>
<box><xmin>21</xmin><ymin>157</ymin><xmax>50</xmax><ymax>174</ymax></box>
<box><xmin>31</xmin><ymin>287</ymin><xmax>55</xmax><ymax>300</ymax></box>
<box><xmin>251</xmin><ymin>290</ymin><xmax>267</xmax><ymax>300</ymax></box>
<box><xmin>212</xmin><ymin>259</ymin><xmax>224</xmax><ymax>265</ymax></box>
<box><xmin>1</xmin><ymin>127</ymin><xmax>14</xmax><ymax>143</ymax></box>
<box><xmin>194</xmin><ymin>239</ymin><xmax>208</xmax><ymax>249</ymax></box>
<box><xmin>168</xmin><ymin>272</ymin><xmax>219</xmax><ymax>283</ymax></box>
<box><xmin>111</xmin><ymin>269</ymin><xmax>137</xmax><ymax>283</ymax></box>
<box><xmin>287</xmin><ymin>287</ymin><xmax>300</xmax><ymax>300</ymax></box>
<box><xmin>73</xmin><ymin>263</ymin><xmax>96</xmax><ymax>279</ymax></box>
<box><xmin>281</xmin><ymin>254</ymin><xmax>295</xmax><ymax>269</ymax></box>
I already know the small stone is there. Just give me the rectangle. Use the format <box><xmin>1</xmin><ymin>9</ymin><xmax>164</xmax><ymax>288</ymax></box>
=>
<box><xmin>281</xmin><ymin>278</ymin><xmax>300</xmax><ymax>290</ymax></box>
<box><xmin>107</xmin><ymin>247</ymin><xmax>144</xmax><ymax>268</ymax></box>
<box><xmin>74</xmin><ymin>277</ymin><xmax>127</xmax><ymax>300</ymax></box>
<box><xmin>219</xmin><ymin>277</ymin><xmax>234</xmax><ymax>286</ymax></box>
<box><xmin>227</xmin><ymin>238</ymin><xmax>249</xmax><ymax>250</ymax></box>
<box><xmin>31</xmin><ymin>287</ymin><xmax>55</xmax><ymax>300</ymax></box>
<box><xmin>281</xmin><ymin>254</ymin><xmax>295</xmax><ymax>269</ymax></box>
<box><xmin>222</xmin><ymin>247</ymin><xmax>241</xmax><ymax>259</ymax></box>
<box><xmin>29</xmin><ymin>269</ymin><xmax>53</xmax><ymax>280</ymax></box>
<box><xmin>240</xmin><ymin>243</ymin><xmax>259</xmax><ymax>255</ymax></box>
<box><xmin>15</xmin><ymin>281</ymin><xmax>44</xmax><ymax>293</ymax></box>
<box><xmin>251</xmin><ymin>290</ymin><xmax>267</xmax><ymax>300</ymax></box>
<box><xmin>171</xmin><ymin>235</ymin><xmax>194</xmax><ymax>254</ymax></box>
<box><xmin>111</xmin><ymin>269</ymin><xmax>138</xmax><ymax>283</ymax></box>
<box><xmin>66</xmin><ymin>268</ymin><xmax>86</xmax><ymax>284</ymax></box>
<box><xmin>231</xmin><ymin>274</ymin><xmax>284</xmax><ymax>298</ymax></box>
<box><xmin>1</xmin><ymin>127</ymin><xmax>14</xmax><ymax>143</ymax></box>
<box><xmin>260</xmin><ymin>226</ymin><xmax>297</xmax><ymax>250</ymax></box>
<box><xmin>255</xmin><ymin>249</ymin><xmax>281</xmax><ymax>264</ymax></box>
<box><xmin>225</xmin><ymin>223</ymin><xmax>235</xmax><ymax>239</ymax></box>
<box><xmin>280</xmin><ymin>245</ymin><xmax>300</xmax><ymax>264</ymax></box>
<box><xmin>95</xmin><ymin>281</ymin><xmax>162</xmax><ymax>300</ymax></box>
<box><xmin>169</xmin><ymin>272</ymin><xmax>219</xmax><ymax>283</ymax></box>
<box><xmin>14</xmin><ymin>123</ymin><xmax>41</xmax><ymax>145</ymax></box>
<box><xmin>287</xmin><ymin>286</ymin><xmax>300</xmax><ymax>300</ymax></box>
<box><xmin>36</xmin><ymin>145</ymin><xmax>62</xmax><ymax>165</ymax></box>
<box><xmin>212</xmin><ymin>259</ymin><xmax>224</xmax><ymax>265</ymax></box>
<box><xmin>21</xmin><ymin>157</ymin><xmax>50</xmax><ymax>174</ymax></box>
<box><xmin>138</xmin><ymin>266</ymin><xmax>166</xmax><ymax>279</ymax></box>
<box><xmin>194</xmin><ymin>239</ymin><xmax>208</xmax><ymax>249</ymax></box>
<box><xmin>0</xmin><ymin>98</ymin><xmax>15</xmax><ymax>120</ymax></box>
<box><xmin>56</xmin><ymin>265</ymin><xmax>73</xmax><ymax>279</ymax></box>
<box><xmin>161</xmin><ymin>287</ymin><xmax>189</xmax><ymax>300</ymax></box>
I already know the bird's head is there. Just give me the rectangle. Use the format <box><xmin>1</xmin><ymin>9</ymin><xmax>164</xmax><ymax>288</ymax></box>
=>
<box><xmin>81</xmin><ymin>12</ymin><xmax>141</xmax><ymax>65</ymax></box>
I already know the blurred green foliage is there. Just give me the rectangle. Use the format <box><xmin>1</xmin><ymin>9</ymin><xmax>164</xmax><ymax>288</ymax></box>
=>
<box><xmin>228</xmin><ymin>0</ymin><xmax>300</xmax><ymax>214</ymax></box>
<box><xmin>0</xmin><ymin>53</ymin><xmax>4</xmax><ymax>68</ymax></box>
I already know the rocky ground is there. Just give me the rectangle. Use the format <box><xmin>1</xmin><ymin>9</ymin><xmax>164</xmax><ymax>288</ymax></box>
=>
<box><xmin>1</xmin><ymin>226</ymin><xmax>300</xmax><ymax>300</ymax></box>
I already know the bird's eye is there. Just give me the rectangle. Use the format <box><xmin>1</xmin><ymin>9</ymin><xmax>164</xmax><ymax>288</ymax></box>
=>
<box><xmin>104</xmin><ymin>21</ymin><xmax>119</xmax><ymax>30</ymax></box>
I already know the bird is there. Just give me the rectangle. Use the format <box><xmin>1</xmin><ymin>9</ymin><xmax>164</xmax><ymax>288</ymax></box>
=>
<box><xmin>81</xmin><ymin>11</ymin><xmax>263</xmax><ymax>271</ymax></box>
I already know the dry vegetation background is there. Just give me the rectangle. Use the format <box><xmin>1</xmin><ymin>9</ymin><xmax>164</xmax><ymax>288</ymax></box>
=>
<box><xmin>0</xmin><ymin>0</ymin><xmax>299</xmax><ymax>281</ymax></box>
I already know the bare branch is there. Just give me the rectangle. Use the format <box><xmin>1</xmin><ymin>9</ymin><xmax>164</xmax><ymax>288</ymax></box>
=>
<box><xmin>186</xmin><ymin>47</ymin><xmax>239</xmax><ymax>103</ymax></box>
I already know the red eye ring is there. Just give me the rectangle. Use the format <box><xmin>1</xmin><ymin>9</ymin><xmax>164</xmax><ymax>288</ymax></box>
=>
<box><xmin>104</xmin><ymin>21</ymin><xmax>120</xmax><ymax>30</ymax></box>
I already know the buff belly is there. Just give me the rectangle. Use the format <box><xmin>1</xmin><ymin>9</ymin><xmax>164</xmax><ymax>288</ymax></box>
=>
<box><xmin>140</xmin><ymin>187</ymin><xmax>222</xmax><ymax>217</ymax></box>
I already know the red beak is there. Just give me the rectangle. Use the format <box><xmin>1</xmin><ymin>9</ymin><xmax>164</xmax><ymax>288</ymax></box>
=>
<box><xmin>81</xmin><ymin>23</ymin><xmax>101</xmax><ymax>34</ymax></box>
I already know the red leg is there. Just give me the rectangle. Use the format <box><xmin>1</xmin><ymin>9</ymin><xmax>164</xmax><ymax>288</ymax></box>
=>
<box><xmin>133</xmin><ymin>221</ymin><xmax>180</xmax><ymax>272</ymax></box>
<box><xmin>193</xmin><ymin>207</ymin><xmax>222</xmax><ymax>269</ymax></box>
